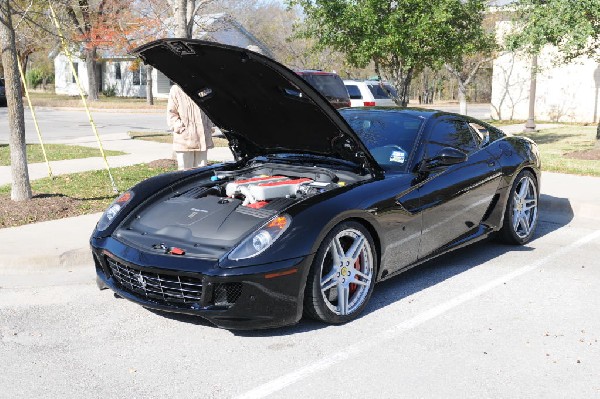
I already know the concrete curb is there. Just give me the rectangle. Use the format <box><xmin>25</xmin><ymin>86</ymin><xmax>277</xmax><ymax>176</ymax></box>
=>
<box><xmin>0</xmin><ymin>213</ymin><xmax>101</xmax><ymax>272</ymax></box>
<box><xmin>1</xmin><ymin>190</ymin><xmax>598</xmax><ymax>272</ymax></box>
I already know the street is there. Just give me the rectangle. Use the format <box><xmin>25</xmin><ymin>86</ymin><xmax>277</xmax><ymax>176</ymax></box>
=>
<box><xmin>0</xmin><ymin>104</ymin><xmax>491</xmax><ymax>145</ymax></box>
<box><xmin>0</xmin><ymin>107</ymin><xmax>166</xmax><ymax>143</ymax></box>
<box><xmin>1</xmin><ymin>212</ymin><xmax>598</xmax><ymax>398</ymax></box>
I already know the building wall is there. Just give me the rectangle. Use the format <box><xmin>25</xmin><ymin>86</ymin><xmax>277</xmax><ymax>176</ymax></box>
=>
<box><xmin>54</xmin><ymin>53</ymin><xmax>89</xmax><ymax>96</ymax></box>
<box><xmin>102</xmin><ymin>60</ymin><xmax>147</xmax><ymax>98</ymax></box>
<box><xmin>491</xmin><ymin>20</ymin><xmax>600</xmax><ymax>123</ymax></box>
<box><xmin>155</xmin><ymin>70</ymin><xmax>172</xmax><ymax>98</ymax></box>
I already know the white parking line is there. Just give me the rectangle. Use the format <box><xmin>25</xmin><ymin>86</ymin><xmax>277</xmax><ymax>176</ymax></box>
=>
<box><xmin>236</xmin><ymin>229</ymin><xmax>600</xmax><ymax>399</ymax></box>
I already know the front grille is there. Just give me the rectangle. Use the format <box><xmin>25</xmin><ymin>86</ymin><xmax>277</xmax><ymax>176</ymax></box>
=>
<box><xmin>106</xmin><ymin>257</ymin><xmax>203</xmax><ymax>308</ymax></box>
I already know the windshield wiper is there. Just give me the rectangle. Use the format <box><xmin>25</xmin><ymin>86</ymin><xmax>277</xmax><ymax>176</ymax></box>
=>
<box><xmin>256</xmin><ymin>154</ymin><xmax>359</xmax><ymax>169</ymax></box>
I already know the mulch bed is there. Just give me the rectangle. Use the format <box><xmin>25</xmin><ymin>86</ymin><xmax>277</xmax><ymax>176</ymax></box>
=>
<box><xmin>147</xmin><ymin>158</ymin><xmax>177</xmax><ymax>169</ymax></box>
<box><xmin>564</xmin><ymin>148</ymin><xmax>600</xmax><ymax>160</ymax></box>
<box><xmin>0</xmin><ymin>159</ymin><xmax>182</xmax><ymax>229</ymax></box>
<box><xmin>0</xmin><ymin>194</ymin><xmax>86</xmax><ymax>228</ymax></box>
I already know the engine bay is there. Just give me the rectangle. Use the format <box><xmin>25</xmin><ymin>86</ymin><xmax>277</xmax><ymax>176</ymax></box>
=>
<box><xmin>116</xmin><ymin>164</ymin><xmax>362</xmax><ymax>257</ymax></box>
<box><xmin>185</xmin><ymin>163</ymin><xmax>359</xmax><ymax>211</ymax></box>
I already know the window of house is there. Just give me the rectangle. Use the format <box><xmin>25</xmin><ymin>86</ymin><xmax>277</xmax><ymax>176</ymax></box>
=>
<box><xmin>132</xmin><ymin>66</ymin><xmax>140</xmax><ymax>85</ymax></box>
<box><xmin>141</xmin><ymin>66</ymin><xmax>147</xmax><ymax>85</ymax></box>
<box><xmin>115</xmin><ymin>63</ymin><xmax>121</xmax><ymax>80</ymax></box>
<box><xmin>71</xmin><ymin>62</ymin><xmax>78</xmax><ymax>83</ymax></box>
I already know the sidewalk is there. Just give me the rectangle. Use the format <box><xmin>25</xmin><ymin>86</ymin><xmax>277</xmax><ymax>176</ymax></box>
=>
<box><xmin>1</xmin><ymin>170</ymin><xmax>599</xmax><ymax>272</ymax></box>
<box><xmin>0</xmin><ymin>133</ymin><xmax>234</xmax><ymax>186</ymax></box>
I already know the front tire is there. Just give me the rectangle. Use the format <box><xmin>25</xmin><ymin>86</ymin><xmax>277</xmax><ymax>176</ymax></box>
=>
<box><xmin>304</xmin><ymin>221</ymin><xmax>377</xmax><ymax>324</ymax></box>
<box><xmin>500</xmin><ymin>170</ymin><xmax>539</xmax><ymax>245</ymax></box>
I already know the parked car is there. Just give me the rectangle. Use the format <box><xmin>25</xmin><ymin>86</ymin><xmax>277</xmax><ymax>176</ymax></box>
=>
<box><xmin>0</xmin><ymin>78</ymin><xmax>6</xmax><ymax>106</ymax></box>
<box><xmin>344</xmin><ymin>79</ymin><xmax>398</xmax><ymax>107</ymax></box>
<box><xmin>91</xmin><ymin>39</ymin><xmax>541</xmax><ymax>330</ymax></box>
<box><xmin>295</xmin><ymin>70</ymin><xmax>350</xmax><ymax>109</ymax></box>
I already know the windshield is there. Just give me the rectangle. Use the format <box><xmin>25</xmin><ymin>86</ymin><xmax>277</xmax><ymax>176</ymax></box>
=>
<box><xmin>301</xmin><ymin>74</ymin><xmax>349</xmax><ymax>100</ymax></box>
<box><xmin>340</xmin><ymin>109</ymin><xmax>424</xmax><ymax>172</ymax></box>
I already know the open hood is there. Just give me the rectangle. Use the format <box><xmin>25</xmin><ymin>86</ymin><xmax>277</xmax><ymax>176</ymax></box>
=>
<box><xmin>133</xmin><ymin>39</ymin><xmax>380</xmax><ymax>172</ymax></box>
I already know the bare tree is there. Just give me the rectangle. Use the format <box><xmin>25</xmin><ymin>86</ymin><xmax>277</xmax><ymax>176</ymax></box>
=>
<box><xmin>59</xmin><ymin>0</ymin><xmax>136</xmax><ymax>101</ymax></box>
<box><xmin>490</xmin><ymin>53</ymin><xmax>528</xmax><ymax>121</ymax></box>
<box><xmin>0</xmin><ymin>0</ymin><xmax>32</xmax><ymax>201</ymax></box>
<box><xmin>166</xmin><ymin>0</ymin><xmax>214</xmax><ymax>39</ymax></box>
<box><xmin>445</xmin><ymin>56</ymin><xmax>493</xmax><ymax>115</ymax></box>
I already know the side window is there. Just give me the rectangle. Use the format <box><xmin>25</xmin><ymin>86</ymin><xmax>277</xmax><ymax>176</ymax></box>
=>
<box><xmin>425</xmin><ymin>119</ymin><xmax>478</xmax><ymax>157</ymax></box>
<box><xmin>346</xmin><ymin>84</ymin><xmax>362</xmax><ymax>99</ymax></box>
<box><xmin>468</xmin><ymin>122</ymin><xmax>489</xmax><ymax>146</ymax></box>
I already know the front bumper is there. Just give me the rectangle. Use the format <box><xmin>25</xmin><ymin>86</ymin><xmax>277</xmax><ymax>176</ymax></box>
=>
<box><xmin>91</xmin><ymin>237</ymin><xmax>314</xmax><ymax>330</ymax></box>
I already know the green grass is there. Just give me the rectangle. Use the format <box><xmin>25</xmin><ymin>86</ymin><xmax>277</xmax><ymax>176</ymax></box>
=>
<box><xmin>0</xmin><ymin>162</ymin><xmax>177</xmax><ymax>214</ymax></box>
<box><xmin>0</xmin><ymin>144</ymin><xmax>125</xmax><ymax>166</ymax></box>
<box><xmin>129</xmin><ymin>131</ymin><xmax>229</xmax><ymax>147</ymax></box>
<box><xmin>523</xmin><ymin>125</ymin><xmax>600</xmax><ymax>176</ymax></box>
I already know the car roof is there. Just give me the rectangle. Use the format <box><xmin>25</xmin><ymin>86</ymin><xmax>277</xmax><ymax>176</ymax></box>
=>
<box><xmin>295</xmin><ymin>70</ymin><xmax>340</xmax><ymax>76</ymax></box>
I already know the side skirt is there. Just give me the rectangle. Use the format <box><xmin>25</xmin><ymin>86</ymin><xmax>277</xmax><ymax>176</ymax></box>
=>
<box><xmin>379</xmin><ymin>224</ymin><xmax>495</xmax><ymax>283</ymax></box>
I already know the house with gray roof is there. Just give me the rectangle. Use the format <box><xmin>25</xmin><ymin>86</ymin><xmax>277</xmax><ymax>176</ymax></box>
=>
<box><xmin>52</xmin><ymin>14</ymin><xmax>272</xmax><ymax>98</ymax></box>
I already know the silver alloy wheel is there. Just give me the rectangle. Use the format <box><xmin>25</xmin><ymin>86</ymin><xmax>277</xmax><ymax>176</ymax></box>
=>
<box><xmin>512</xmin><ymin>175</ymin><xmax>538</xmax><ymax>239</ymax></box>
<box><xmin>319</xmin><ymin>228</ymin><xmax>374</xmax><ymax>316</ymax></box>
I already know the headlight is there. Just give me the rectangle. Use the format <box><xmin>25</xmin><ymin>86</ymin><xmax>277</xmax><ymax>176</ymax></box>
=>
<box><xmin>96</xmin><ymin>191</ymin><xmax>134</xmax><ymax>231</ymax></box>
<box><xmin>228</xmin><ymin>214</ymin><xmax>291</xmax><ymax>260</ymax></box>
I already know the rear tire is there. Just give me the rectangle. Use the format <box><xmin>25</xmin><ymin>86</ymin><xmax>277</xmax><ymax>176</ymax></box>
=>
<box><xmin>500</xmin><ymin>170</ymin><xmax>539</xmax><ymax>245</ymax></box>
<box><xmin>304</xmin><ymin>221</ymin><xmax>377</xmax><ymax>324</ymax></box>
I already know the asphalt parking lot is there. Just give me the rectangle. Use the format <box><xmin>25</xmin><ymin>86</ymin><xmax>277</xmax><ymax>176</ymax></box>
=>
<box><xmin>1</xmin><ymin>210</ymin><xmax>598</xmax><ymax>398</ymax></box>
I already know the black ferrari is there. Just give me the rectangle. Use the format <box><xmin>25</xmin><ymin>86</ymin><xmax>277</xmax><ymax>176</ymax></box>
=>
<box><xmin>91</xmin><ymin>39</ymin><xmax>541</xmax><ymax>329</ymax></box>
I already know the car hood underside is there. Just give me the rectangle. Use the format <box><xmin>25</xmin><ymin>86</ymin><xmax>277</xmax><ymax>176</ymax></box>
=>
<box><xmin>133</xmin><ymin>39</ymin><xmax>379</xmax><ymax>171</ymax></box>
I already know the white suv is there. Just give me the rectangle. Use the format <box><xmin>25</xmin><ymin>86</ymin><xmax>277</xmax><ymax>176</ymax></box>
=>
<box><xmin>343</xmin><ymin>80</ymin><xmax>398</xmax><ymax>107</ymax></box>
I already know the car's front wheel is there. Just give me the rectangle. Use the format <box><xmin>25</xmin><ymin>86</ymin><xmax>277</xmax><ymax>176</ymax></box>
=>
<box><xmin>304</xmin><ymin>221</ymin><xmax>377</xmax><ymax>324</ymax></box>
<box><xmin>500</xmin><ymin>170</ymin><xmax>539</xmax><ymax>245</ymax></box>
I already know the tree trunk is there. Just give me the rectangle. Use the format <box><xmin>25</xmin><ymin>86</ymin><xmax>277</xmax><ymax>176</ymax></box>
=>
<box><xmin>85</xmin><ymin>46</ymin><xmax>99</xmax><ymax>101</ymax></box>
<box><xmin>375</xmin><ymin>60</ymin><xmax>413</xmax><ymax>107</ymax></box>
<box><xmin>0</xmin><ymin>0</ymin><xmax>32</xmax><ymax>201</ymax></box>
<box><xmin>175</xmin><ymin>0</ymin><xmax>187</xmax><ymax>38</ymax></box>
<box><xmin>398</xmin><ymin>69</ymin><xmax>414</xmax><ymax>107</ymax></box>
<box><xmin>145</xmin><ymin>65</ymin><xmax>154</xmax><ymax>105</ymax></box>
<box><xmin>17</xmin><ymin>51</ymin><xmax>28</xmax><ymax>93</ymax></box>
<box><xmin>458</xmin><ymin>80</ymin><xmax>467</xmax><ymax>115</ymax></box>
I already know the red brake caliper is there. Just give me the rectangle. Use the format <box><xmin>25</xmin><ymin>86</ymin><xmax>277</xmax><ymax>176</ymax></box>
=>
<box><xmin>349</xmin><ymin>256</ymin><xmax>361</xmax><ymax>294</ymax></box>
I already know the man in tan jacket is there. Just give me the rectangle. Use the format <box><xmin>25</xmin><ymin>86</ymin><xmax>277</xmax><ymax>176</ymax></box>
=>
<box><xmin>167</xmin><ymin>84</ymin><xmax>215</xmax><ymax>170</ymax></box>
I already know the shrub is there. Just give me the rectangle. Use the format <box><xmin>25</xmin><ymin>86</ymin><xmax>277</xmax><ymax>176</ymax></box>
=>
<box><xmin>103</xmin><ymin>85</ymin><xmax>117</xmax><ymax>97</ymax></box>
<box><xmin>26</xmin><ymin>68</ymin><xmax>54</xmax><ymax>89</ymax></box>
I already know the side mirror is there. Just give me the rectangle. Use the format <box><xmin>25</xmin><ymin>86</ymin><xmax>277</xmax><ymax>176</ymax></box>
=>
<box><xmin>422</xmin><ymin>147</ymin><xmax>467</xmax><ymax>170</ymax></box>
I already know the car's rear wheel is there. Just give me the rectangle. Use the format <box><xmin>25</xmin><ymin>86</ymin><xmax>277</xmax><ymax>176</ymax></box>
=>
<box><xmin>500</xmin><ymin>170</ymin><xmax>539</xmax><ymax>245</ymax></box>
<box><xmin>304</xmin><ymin>221</ymin><xmax>377</xmax><ymax>324</ymax></box>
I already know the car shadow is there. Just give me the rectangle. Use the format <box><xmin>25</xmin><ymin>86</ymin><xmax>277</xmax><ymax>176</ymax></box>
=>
<box><xmin>149</xmin><ymin>195</ymin><xmax>574</xmax><ymax>337</ymax></box>
<box><xmin>146</xmin><ymin>308</ymin><xmax>216</xmax><ymax>327</ymax></box>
